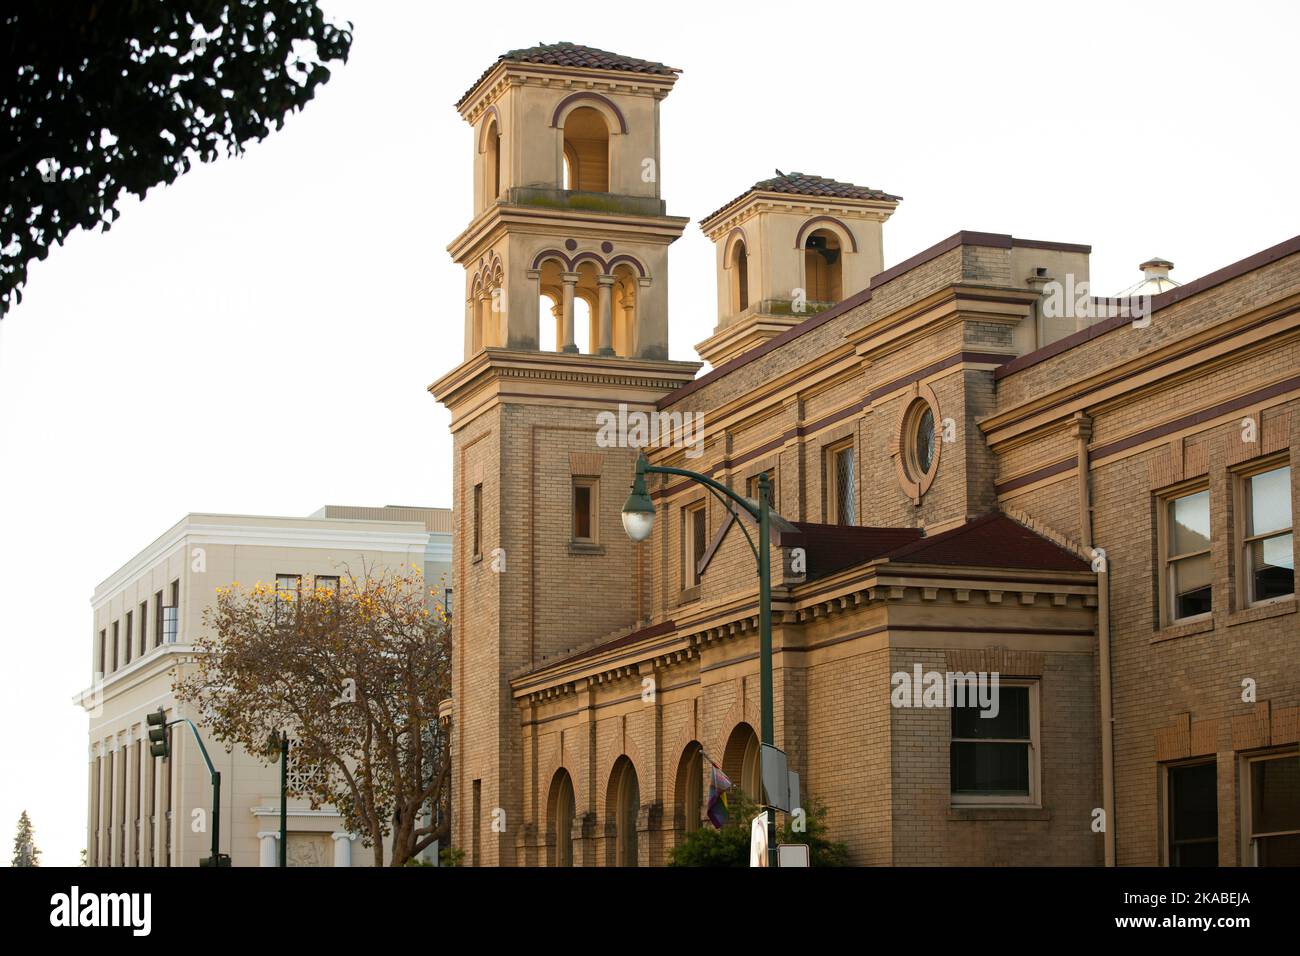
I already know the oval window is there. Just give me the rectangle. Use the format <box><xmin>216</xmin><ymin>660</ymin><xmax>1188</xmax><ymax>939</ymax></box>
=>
<box><xmin>914</xmin><ymin>406</ymin><xmax>935</xmax><ymax>475</ymax></box>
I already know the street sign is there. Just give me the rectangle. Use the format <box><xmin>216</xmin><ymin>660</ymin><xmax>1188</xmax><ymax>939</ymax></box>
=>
<box><xmin>761</xmin><ymin>744</ymin><xmax>789</xmax><ymax>811</ymax></box>
<box><xmin>778</xmin><ymin>843</ymin><xmax>810</xmax><ymax>867</ymax></box>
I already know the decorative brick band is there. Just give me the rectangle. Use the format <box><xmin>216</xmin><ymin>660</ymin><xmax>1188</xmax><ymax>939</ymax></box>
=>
<box><xmin>945</xmin><ymin>648</ymin><xmax>1044</xmax><ymax>677</ymax></box>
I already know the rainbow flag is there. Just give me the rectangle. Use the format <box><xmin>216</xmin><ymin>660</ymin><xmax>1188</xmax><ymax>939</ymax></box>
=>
<box><xmin>706</xmin><ymin>764</ymin><xmax>733</xmax><ymax>829</ymax></box>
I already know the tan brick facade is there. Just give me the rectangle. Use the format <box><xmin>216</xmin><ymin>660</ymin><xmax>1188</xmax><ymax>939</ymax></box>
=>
<box><xmin>433</xmin><ymin>44</ymin><xmax>1299</xmax><ymax>866</ymax></box>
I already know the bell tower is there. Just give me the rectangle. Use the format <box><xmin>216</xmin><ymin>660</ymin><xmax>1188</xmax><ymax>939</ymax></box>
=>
<box><xmin>696</xmin><ymin>171</ymin><xmax>900</xmax><ymax>367</ymax></box>
<box><xmin>431</xmin><ymin>43</ymin><xmax>701</xmax><ymax>866</ymax></box>
<box><xmin>452</xmin><ymin>41</ymin><xmax>687</xmax><ymax>360</ymax></box>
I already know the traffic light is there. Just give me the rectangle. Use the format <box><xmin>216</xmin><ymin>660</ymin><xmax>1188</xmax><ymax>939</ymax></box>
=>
<box><xmin>147</xmin><ymin>708</ymin><xmax>169</xmax><ymax>759</ymax></box>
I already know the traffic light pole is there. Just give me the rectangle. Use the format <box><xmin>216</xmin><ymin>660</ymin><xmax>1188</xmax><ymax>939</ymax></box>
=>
<box><xmin>166</xmin><ymin>717</ymin><xmax>222</xmax><ymax>867</ymax></box>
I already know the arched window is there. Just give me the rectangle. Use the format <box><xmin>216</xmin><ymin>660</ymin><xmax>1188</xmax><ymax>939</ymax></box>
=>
<box><xmin>804</xmin><ymin>228</ymin><xmax>843</xmax><ymax>304</ymax></box>
<box><xmin>484</xmin><ymin>118</ymin><xmax>501</xmax><ymax>203</ymax></box>
<box><xmin>731</xmin><ymin>239</ymin><xmax>750</xmax><ymax>315</ymax></box>
<box><xmin>547</xmin><ymin>769</ymin><xmax>575</xmax><ymax>867</ymax></box>
<box><xmin>675</xmin><ymin>743</ymin><xmax>704</xmax><ymax>834</ymax></box>
<box><xmin>723</xmin><ymin>723</ymin><xmax>762</xmax><ymax>800</ymax></box>
<box><xmin>562</xmin><ymin>107</ymin><xmax>610</xmax><ymax>193</ymax></box>
<box><xmin>607</xmin><ymin>756</ymin><xmax>640</xmax><ymax>866</ymax></box>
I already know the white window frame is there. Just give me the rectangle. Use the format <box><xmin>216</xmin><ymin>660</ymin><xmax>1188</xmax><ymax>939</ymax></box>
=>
<box><xmin>950</xmin><ymin>680</ymin><xmax>1040</xmax><ymax>808</ymax></box>
<box><xmin>1236</xmin><ymin>458</ymin><xmax>1294</xmax><ymax>608</ymax></box>
<box><xmin>1158</xmin><ymin>484</ymin><xmax>1213</xmax><ymax>626</ymax></box>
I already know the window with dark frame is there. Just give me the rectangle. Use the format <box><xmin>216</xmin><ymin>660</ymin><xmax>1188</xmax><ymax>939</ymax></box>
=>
<box><xmin>1168</xmin><ymin>761</ymin><xmax>1218</xmax><ymax>866</ymax></box>
<box><xmin>98</xmin><ymin>629</ymin><xmax>106</xmax><ymax>675</ymax></box>
<box><xmin>139</xmin><ymin>601</ymin><xmax>148</xmax><ymax>655</ymax></box>
<box><xmin>111</xmin><ymin>621</ymin><xmax>119</xmax><ymax>672</ymax></box>
<box><xmin>683</xmin><ymin>502</ymin><xmax>707</xmax><ymax>589</ymax></box>
<box><xmin>1163</xmin><ymin>488</ymin><xmax>1212</xmax><ymax>622</ymax></box>
<box><xmin>828</xmin><ymin>442</ymin><xmax>855</xmax><ymax>525</ymax></box>
<box><xmin>472</xmin><ymin>483</ymin><xmax>483</xmax><ymax>558</ymax></box>
<box><xmin>124</xmin><ymin>611</ymin><xmax>133</xmax><ymax>665</ymax></box>
<box><xmin>951</xmin><ymin>685</ymin><xmax>1033</xmax><ymax>800</ymax></box>
<box><xmin>1246</xmin><ymin>751</ymin><xmax>1300</xmax><ymax>866</ymax></box>
<box><xmin>154</xmin><ymin>591</ymin><xmax>163</xmax><ymax>647</ymax></box>
<box><xmin>314</xmin><ymin>575</ymin><xmax>340</xmax><ymax>594</ymax></box>
<box><xmin>573</xmin><ymin>477</ymin><xmax>597</xmax><ymax>543</ymax></box>
<box><xmin>1242</xmin><ymin>463</ymin><xmax>1294</xmax><ymax>605</ymax></box>
<box><xmin>746</xmin><ymin>469</ymin><xmax>775</xmax><ymax>508</ymax></box>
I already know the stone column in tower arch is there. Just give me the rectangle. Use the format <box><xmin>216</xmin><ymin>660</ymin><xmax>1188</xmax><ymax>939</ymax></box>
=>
<box><xmin>597</xmin><ymin>275</ymin><xmax>615</xmax><ymax>355</ymax></box>
<box><xmin>560</xmin><ymin>273</ymin><xmax>579</xmax><ymax>353</ymax></box>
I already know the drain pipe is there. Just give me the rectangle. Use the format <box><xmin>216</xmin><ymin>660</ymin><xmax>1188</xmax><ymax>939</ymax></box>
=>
<box><xmin>1075</xmin><ymin>411</ymin><xmax>1115</xmax><ymax>866</ymax></box>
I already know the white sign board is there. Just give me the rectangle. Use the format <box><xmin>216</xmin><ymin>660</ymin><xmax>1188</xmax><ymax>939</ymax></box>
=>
<box><xmin>777</xmin><ymin>843</ymin><xmax>810</xmax><ymax>868</ymax></box>
<box><xmin>750</xmin><ymin>811</ymin><xmax>769</xmax><ymax>867</ymax></box>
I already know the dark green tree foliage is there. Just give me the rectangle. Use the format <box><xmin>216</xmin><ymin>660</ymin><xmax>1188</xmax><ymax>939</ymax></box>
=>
<box><xmin>11</xmin><ymin>810</ymin><xmax>40</xmax><ymax>867</ymax></box>
<box><xmin>0</xmin><ymin>1</ymin><xmax>352</xmax><ymax>316</ymax></box>
<box><xmin>669</xmin><ymin>791</ymin><xmax>849</xmax><ymax>867</ymax></box>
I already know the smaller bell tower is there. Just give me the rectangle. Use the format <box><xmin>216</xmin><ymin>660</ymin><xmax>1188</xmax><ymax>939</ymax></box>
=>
<box><xmin>696</xmin><ymin>172</ymin><xmax>900</xmax><ymax>367</ymax></box>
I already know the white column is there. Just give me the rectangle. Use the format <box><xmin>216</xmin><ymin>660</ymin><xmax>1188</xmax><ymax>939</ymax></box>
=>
<box><xmin>257</xmin><ymin>831</ymin><xmax>278</xmax><ymax>868</ymax></box>
<box><xmin>331</xmin><ymin>832</ymin><xmax>352</xmax><ymax>868</ymax></box>
<box><xmin>108</xmin><ymin>740</ymin><xmax>121</xmax><ymax>867</ymax></box>
<box><xmin>560</xmin><ymin>273</ymin><xmax>579</xmax><ymax>353</ymax></box>
<box><xmin>597</xmin><ymin>276</ymin><xmax>615</xmax><ymax>355</ymax></box>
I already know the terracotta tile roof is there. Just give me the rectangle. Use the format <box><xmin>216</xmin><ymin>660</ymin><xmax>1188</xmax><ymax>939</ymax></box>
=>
<box><xmin>703</xmin><ymin>171</ymin><xmax>901</xmax><ymax>225</ymax></box>
<box><xmin>778</xmin><ymin>523</ymin><xmax>923</xmax><ymax>579</ymax></box>
<box><xmin>520</xmin><ymin>514</ymin><xmax>1085</xmax><ymax>677</ymax></box>
<box><xmin>524</xmin><ymin>618</ymin><xmax>678</xmax><ymax>673</ymax></box>
<box><xmin>457</xmin><ymin>42</ymin><xmax>680</xmax><ymax>108</ymax></box>
<box><xmin>881</xmin><ymin>513</ymin><xmax>1089</xmax><ymax>572</ymax></box>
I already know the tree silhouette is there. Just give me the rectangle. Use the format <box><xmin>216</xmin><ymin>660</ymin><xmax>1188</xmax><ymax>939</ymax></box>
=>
<box><xmin>1</xmin><ymin>1</ymin><xmax>352</xmax><ymax>317</ymax></box>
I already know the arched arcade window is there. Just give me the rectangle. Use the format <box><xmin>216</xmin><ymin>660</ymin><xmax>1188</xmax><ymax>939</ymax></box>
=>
<box><xmin>803</xmin><ymin>228</ymin><xmax>843</xmax><ymax>304</ymax></box>
<box><xmin>562</xmin><ymin>106</ymin><xmax>610</xmax><ymax>193</ymax></box>
<box><xmin>547</xmin><ymin>769</ymin><xmax>575</xmax><ymax>867</ymax></box>
<box><xmin>723</xmin><ymin>723</ymin><xmax>762</xmax><ymax>800</ymax></box>
<box><xmin>608</xmin><ymin>756</ymin><xmax>640</xmax><ymax>866</ymax></box>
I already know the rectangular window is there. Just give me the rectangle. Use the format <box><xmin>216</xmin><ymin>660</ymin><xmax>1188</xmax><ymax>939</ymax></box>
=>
<box><xmin>746</xmin><ymin>469</ymin><xmax>776</xmax><ymax>509</ymax></box>
<box><xmin>275</xmin><ymin>573</ymin><xmax>301</xmax><ymax>621</ymax></box>
<box><xmin>139</xmin><ymin>601</ymin><xmax>148</xmax><ymax>655</ymax></box>
<box><xmin>314</xmin><ymin>575</ymin><xmax>340</xmax><ymax>594</ymax></box>
<box><xmin>682</xmin><ymin>502</ymin><xmax>707</xmax><ymax>589</ymax></box>
<box><xmin>828</xmin><ymin>442</ymin><xmax>855</xmax><ymax>525</ymax></box>
<box><xmin>573</xmin><ymin>478</ymin><xmax>597</xmax><ymax>542</ymax></box>
<box><xmin>1168</xmin><ymin>761</ymin><xmax>1218</xmax><ymax>866</ymax></box>
<box><xmin>951</xmin><ymin>684</ymin><xmax>1037</xmax><ymax>804</ymax></box>
<box><xmin>1245</xmin><ymin>751</ymin><xmax>1300</xmax><ymax>866</ymax></box>
<box><xmin>98</xmin><ymin>629</ymin><xmax>106</xmax><ymax>675</ymax></box>
<box><xmin>161</xmin><ymin>607</ymin><xmax>179</xmax><ymax>644</ymax></box>
<box><xmin>1242</xmin><ymin>464</ymin><xmax>1294</xmax><ymax>605</ymax></box>
<box><xmin>124</xmin><ymin>611</ymin><xmax>133</xmax><ymax>665</ymax></box>
<box><xmin>154</xmin><ymin>591</ymin><xmax>164</xmax><ymax>647</ymax></box>
<box><xmin>1162</xmin><ymin>488</ymin><xmax>1212</xmax><ymax>623</ymax></box>
<box><xmin>472</xmin><ymin>483</ymin><xmax>483</xmax><ymax>559</ymax></box>
<box><xmin>111</xmin><ymin>621</ymin><xmax>119</xmax><ymax>671</ymax></box>
<box><xmin>442</xmin><ymin>587</ymin><xmax>453</xmax><ymax>617</ymax></box>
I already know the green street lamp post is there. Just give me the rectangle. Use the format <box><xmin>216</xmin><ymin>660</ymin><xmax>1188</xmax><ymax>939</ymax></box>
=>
<box><xmin>622</xmin><ymin>451</ymin><xmax>778</xmax><ymax>867</ymax></box>
<box><xmin>267</xmin><ymin>731</ymin><xmax>290</xmax><ymax>867</ymax></box>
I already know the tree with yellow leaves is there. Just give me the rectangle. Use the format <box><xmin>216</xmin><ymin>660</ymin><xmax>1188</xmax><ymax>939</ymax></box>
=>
<box><xmin>174</xmin><ymin>566</ymin><xmax>450</xmax><ymax>866</ymax></box>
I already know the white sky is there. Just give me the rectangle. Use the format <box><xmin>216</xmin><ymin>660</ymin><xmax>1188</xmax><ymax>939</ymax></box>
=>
<box><xmin>2</xmin><ymin>0</ymin><xmax>1297</xmax><ymax>865</ymax></box>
